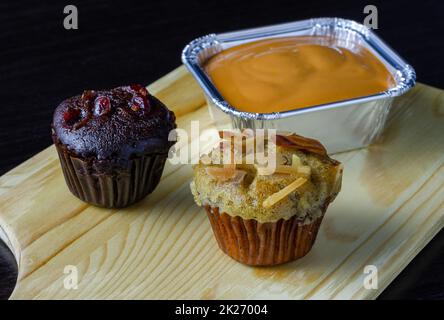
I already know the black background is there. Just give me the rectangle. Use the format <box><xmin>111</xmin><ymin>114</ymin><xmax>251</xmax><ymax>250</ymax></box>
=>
<box><xmin>0</xmin><ymin>0</ymin><xmax>443</xmax><ymax>299</ymax></box>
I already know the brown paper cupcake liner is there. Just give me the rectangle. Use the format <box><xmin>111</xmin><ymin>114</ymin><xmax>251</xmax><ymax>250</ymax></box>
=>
<box><xmin>56</xmin><ymin>145</ymin><xmax>168</xmax><ymax>208</ymax></box>
<box><xmin>204</xmin><ymin>205</ymin><xmax>325</xmax><ymax>266</ymax></box>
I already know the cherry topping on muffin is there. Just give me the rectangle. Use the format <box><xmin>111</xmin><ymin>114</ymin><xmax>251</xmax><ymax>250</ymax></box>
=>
<box><xmin>63</xmin><ymin>107</ymin><xmax>89</xmax><ymax>129</ymax></box>
<box><xmin>131</xmin><ymin>95</ymin><xmax>146</xmax><ymax>111</ymax></box>
<box><xmin>80</xmin><ymin>90</ymin><xmax>96</xmax><ymax>111</ymax></box>
<box><xmin>130</xmin><ymin>84</ymin><xmax>148</xmax><ymax>97</ymax></box>
<box><xmin>94</xmin><ymin>96</ymin><xmax>111</xmax><ymax>116</ymax></box>
<box><xmin>128</xmin><ymin>84</ymin><xmax>150</xmax><ymax>112</ymax></box>
<box><xmin>63</xmin><ymin>108</ymin><xmax>82</xmax><ymax>125</ymax></box>
<box><xmin>81</xmin><ymin>90</ymin><xmax>96</xmax><ymax>102</ymax></box>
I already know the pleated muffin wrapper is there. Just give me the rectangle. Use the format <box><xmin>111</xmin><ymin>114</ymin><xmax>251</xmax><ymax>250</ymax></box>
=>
<box><xmin>205</xmin><ymin>205</ymin><xmax>327</xmax><ymax>266</ymax></box>
<box><xmin>56</xmin><ymin>145</ymin><xmax>168</xmax><ymax>208</ymax></box>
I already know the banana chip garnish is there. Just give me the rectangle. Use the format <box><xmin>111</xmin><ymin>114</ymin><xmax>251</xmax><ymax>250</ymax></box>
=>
<box><xmin>263</xmin><ymin>177</ymin><xmax>307</xmax><ymax>208</ymax></box>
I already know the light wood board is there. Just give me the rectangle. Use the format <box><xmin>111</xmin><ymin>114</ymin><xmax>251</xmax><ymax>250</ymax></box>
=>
<box><xmin>0</xmin><ymin>66</ymin><xmax>443</xmax><ymax>299</ymax></box>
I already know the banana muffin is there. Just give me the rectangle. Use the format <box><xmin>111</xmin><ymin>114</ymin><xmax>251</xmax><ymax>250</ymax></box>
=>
<box><xmin>190</xmin><ymin>131</ymin><xmax>342</xmax><ymax>266</ymax></box>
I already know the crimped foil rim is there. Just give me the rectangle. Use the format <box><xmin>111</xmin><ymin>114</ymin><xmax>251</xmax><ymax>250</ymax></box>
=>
<box><xmin>181</xmin><ymin>17</ymin><xmax>416</xmax><ymax>121</ymax></box>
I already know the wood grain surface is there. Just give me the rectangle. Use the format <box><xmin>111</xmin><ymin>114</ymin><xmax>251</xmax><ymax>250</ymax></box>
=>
<box><xmin>0</xmin><ymin>66</ymin><xmax>443</xmax><ymax>299</ymax></box>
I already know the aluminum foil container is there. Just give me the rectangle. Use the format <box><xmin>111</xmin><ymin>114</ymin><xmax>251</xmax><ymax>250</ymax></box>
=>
<box><xmin>181</xmin><ymin>17</ymin><xmax>416</xmax><ymax>154</ymax></box>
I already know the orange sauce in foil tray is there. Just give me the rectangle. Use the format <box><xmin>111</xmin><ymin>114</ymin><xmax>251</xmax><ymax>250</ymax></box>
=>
<box><xmin>204</xmin><ymin>36</ymin><xmax>395</xmax><ymax>113</ymax></box>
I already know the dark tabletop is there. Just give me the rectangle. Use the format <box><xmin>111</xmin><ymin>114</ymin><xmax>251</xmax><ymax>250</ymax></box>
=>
<box><xmin>0</xmin><ymin>0</ymin><xmax>443</xmax><ymax>300</ymax></box>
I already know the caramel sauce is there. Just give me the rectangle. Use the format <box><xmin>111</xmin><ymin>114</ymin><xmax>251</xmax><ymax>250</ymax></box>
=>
<box><xmin>205</xmin><ymin>36</ymin><xmax>394</xmax><ymax>113</ymax></box>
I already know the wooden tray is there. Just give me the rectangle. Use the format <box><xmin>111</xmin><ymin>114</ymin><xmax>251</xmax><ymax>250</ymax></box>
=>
<box><xmin>0</xmin><ymin>66</ymin><xmax>443</xmax><ymax>299</ymax></box>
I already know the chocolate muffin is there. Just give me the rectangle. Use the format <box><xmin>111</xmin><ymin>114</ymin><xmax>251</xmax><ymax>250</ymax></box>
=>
<box><xmin>190</xmin><ymin>131</ymin><xmax>342</xmax><ymax>266</ymax></box>
<box><xmin>52</xmin><ymin>85</ymin><xmax>176</xmax><ymax>208</ymax></box>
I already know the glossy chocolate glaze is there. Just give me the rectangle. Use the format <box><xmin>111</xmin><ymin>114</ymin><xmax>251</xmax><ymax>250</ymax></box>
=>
<box><xmin>52</xmin><ymin>86</ymin><xmax>176</xmax><ymax>163</ymax></box>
